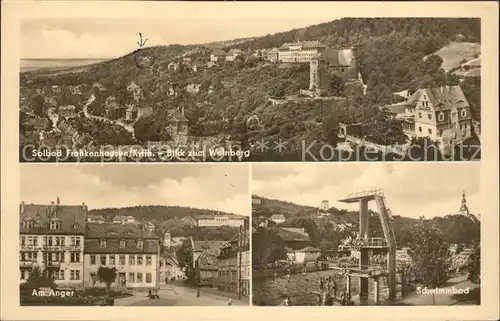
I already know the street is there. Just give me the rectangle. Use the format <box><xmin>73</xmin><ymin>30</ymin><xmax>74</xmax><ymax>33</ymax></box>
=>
<box><xmin>116</xmin><ymin>283</ymin><xmax>250</xmax><ymax>306</ymax></box>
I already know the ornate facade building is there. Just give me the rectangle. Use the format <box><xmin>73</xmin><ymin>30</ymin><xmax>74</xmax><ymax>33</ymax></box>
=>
<box><xmin>19</xmin><ymin>199</ymin><xmax>86</xmax><ymax>289</ymax></box>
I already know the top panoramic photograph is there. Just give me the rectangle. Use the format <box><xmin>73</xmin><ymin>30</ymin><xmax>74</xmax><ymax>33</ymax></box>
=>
<box><xmin>19</xmin><ymin>17</ymin><xmax>481</xmax><ymax>162</ymax></box>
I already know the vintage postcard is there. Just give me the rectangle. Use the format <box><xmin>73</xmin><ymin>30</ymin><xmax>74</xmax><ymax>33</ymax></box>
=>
<box><xmin>252</xmin><ymin>163</ymin><xmax>480</xmax><ymax>306</ymax></box>
<box><xmin>17</xmin><ymin>164</ymin><xmax>250</xmax><ymax>306</ymax></box>
<box><xmin>2</xmin><ymin>1</ymin><xmax>499</xmax><ymax>321</ymax></box>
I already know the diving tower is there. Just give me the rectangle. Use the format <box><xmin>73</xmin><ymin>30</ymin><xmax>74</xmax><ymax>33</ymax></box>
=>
<box><xmin>338</xmin><ymin>187</ymin><xmax>398</xmax><ymax>305</ymax></box>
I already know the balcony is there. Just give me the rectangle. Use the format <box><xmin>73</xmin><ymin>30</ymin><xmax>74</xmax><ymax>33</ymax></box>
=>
<box><xmin>20</xmin><ymin>245</ymin><xmax>40</xmax><ymax>251</ymax></box>
<box><xmin>46</xmin><ymin>261</ymin><xmax>61</xmax><ymax>268</ymax></box>
<box><xmin>20</xmin><ymin>261</ymin><xmax>35</xmax><ymax>267</ymax></box>
<box><xmin>43</xmin><ymin>245</ymin><xmax>65</xmax><ymax>251</ymax></box>
<box><xmin>64</xmin><ymin>245</ymin><xmax>82</xmax><ymax>251</ymax></box>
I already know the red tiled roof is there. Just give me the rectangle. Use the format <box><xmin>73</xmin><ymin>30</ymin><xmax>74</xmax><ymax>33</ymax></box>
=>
<box><xmin>20</xmin><ymin>203</ymin><xmax>86</xmax><ymax>235</ymax></box>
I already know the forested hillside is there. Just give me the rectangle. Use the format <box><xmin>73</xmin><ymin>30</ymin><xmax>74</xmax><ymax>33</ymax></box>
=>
<box><xmin>253</xmin><ymin>196</ymin><xmax>480</xmax><ymax>250</ymax></box>
<box><xmin>88</xmin><ymin>205</ymin><xmax>241</xmax><ymax>222</ymax></box>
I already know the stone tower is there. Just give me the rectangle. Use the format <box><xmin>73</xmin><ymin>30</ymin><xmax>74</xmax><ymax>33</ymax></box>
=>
<box><xmin>309</xmin><ymin>54</ymin><xmax>329</xmax><ymax>94</ymax></box>
<box><xmin>320</xmin><ymin>200</ymin><xmax>329</xmax><ymax>211</ymax></box>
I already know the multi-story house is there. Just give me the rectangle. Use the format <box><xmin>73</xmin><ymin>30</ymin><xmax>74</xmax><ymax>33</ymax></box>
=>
<box><xmin>390</xmin><ymin>86</ymin><xmax>473</xmax><ymax>151</ymax></box>
<box><xmin>210</xmin><ymin>49</ymin><xmax>226</xmax><ymax>62</ymax></box>
<box><xmin>19</xmin><ymin>200</ymin><xmax>86</xmax><ymax>289</ymax></box>
<box><xmin>226</xmin><ymin>49</ymin><xmax>243</xmax><ymax>62</ymax></box>
<box><xmin>217</xmin><ymin>229</ymin><xmax>250</xmax><ymax>296</ymax></box>
<box><xmin>196</xmin><ymin>214</ymin><xmax>246</xmax><ymax>227</ymax></box>
<box><xmin>83</xmin><ymin>223</ymin><xmax>160</xmax><ymax>289</ymax></box>
<box><xmin>278</xmin><ymin>41</ymin><xmax>326</xmax><ymax>63</ymax></box>
<box><xmin>186</xmin><ymin>238</ymin><xmax>227</xmax><ymax>282</ymax></box>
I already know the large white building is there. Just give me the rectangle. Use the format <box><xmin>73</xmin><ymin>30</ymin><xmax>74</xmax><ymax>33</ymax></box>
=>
<box><xmin>83</xmin><ymin>223</ymin><xmax>160</xmax><ymax>289</ymax></box>
<box><xmin>287</xmin><ymin>246</ymin><xmax>321</xmax><ymax>263</ymax></box>
<box><xmin>196</xmin><ymin>214</ymin><xmax>246</xmax><ymax>227</ymax></box>
<box><xmin>278</xmin><ymin>41</ymin><xmax>326</xmax><ymax>63</ymax></box>
<box><xmin>19</xmin><ymin>200</ymin><xmax>86</xmax><ymax>289</ymax></box>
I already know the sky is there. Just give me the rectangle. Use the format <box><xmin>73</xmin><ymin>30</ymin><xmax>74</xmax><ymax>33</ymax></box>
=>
<box><xmin>20</xmin><ymin>164</ymin><xmax>250</xmax><ymax>216</ymax></box>
<box><xmin>252</xmin><ymin>163</ymin><xmax>481</xmax><ymax>219</ymax></box>
<box><xmin>21</xmin><ymin>13</ymin><xmax>338</xmax><ymax>59</ymax></box>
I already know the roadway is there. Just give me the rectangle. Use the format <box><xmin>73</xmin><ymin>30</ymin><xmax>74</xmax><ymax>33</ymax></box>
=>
<box><xmin>117</xmin><ymin>283</ymin><xmax>249</xmax><ymax>306</ymax></box>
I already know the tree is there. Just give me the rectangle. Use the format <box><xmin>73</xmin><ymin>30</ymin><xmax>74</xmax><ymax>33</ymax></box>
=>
<box><xmin>23</xmin><ymin>267</ymin><xmax>55</xmax><ymax>290</ymax></box>
<box><xmin>97</xmin><ymin>266</ymin><xmax>118</xmax><ymax>293</ymax></box>
<box><xmin>466</xmin><ymin>245</ymin><xmax>480</xmax><ymax>284</ymax></box>
<box><xmin>30</xmin><ymin>95</ymin><xmax>46</xmax><ymax>117</ymax></box>
<box><xmin>176</xmin><ymin>242</ymin><xmax>193</xmax><ymax>278</ymax></box>
<box><xmin>407</xmin><ymin>220</ymin><xmax>451</xmax><ymax>304</ymax></box>
<box><xmin>252</xmin><ymin>229</ymin><xmax>286</xmax><ymax>266</ymax></box>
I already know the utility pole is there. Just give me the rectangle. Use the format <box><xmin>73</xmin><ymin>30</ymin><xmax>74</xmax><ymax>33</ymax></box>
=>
<box><xmin>238</xmin><ymin>225</ymin><xmax>242</xmax><ymax>300</ymax></box>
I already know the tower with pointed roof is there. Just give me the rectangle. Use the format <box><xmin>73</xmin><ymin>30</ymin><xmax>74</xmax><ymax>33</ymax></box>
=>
<box><xmin>459</xmin><ymin>191</ymin><xmax>470</xmax><ymax>216</ymax></box>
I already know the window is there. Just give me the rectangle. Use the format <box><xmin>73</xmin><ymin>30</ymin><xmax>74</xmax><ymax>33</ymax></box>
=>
<box><xmin>55</xmin><ymin>236</ymin><xmax>64</xmax><ymax>246</ymax></box>
<box><xmin>20</xmin><ymin>236</ymin><xmax>26</xmax><ymax>245</ymax></box>
<box><xmin>146</xmin><ymin>273</ymin><xmax>152</xmax><ymax>283</ymax></box>
<box><xmin>90</xmin><ymin>272</ymin><xmax>96</xmax><ymax>284</ymax></box>
<box><xmin>129</xmin><ymin>255</ymin><xmax>135</xmax><ymax>266</ymax></box>
<box><xmin>418</xmin><ymin>113</ymin><xmax>422</xmax><ymax>118</ymax></box>
<box><xmin>427</xmin><ymin>114</ymin><xmax>432</xmax><ymax>120</ymax></box>
<box><xmin>438</xmin><ymin>112</ymin><xmax>444</xmax><ymax>122</ymax></box>
<box><xmin>129</xmin><ymin>273</ymin><xmax>135</xmax><ymax>283</ymax></box>
<box><xmin>428</xmin><ymin>128</ymin><xmax>432</xmax><ymax>135</ymax></box>
<box><xmin>119</xmin><ymin>255</ymin><xmax>125</xmax><ymax>266</ymax></box>
<box><xmin>21</xmin><ymin>269</ymin><xmax>26</xmax><ymax>280</ymax></box>
<box><xmin>120</xmin><ymin>240</ymin><xmax>126</xmax><ymax>249</ymax></box>
<box><xmin>71</xmin><ymin>237</ymin><xmax>80</xmax><ymax>246</ymax></box>
<box><xmin>47</xmin><ymin>237</ymin><xmax>53</xmax><ymax>246</ymax></box>
<box><xmin>100</xmin><ymin>255</ymin><xmax>106</xmax><ymax>266</ymax></box>
<box><xmin>461</xmin><ymin>109</ymin><xmax>467</xmax><ymax>117</ymax></box>
<box><xmin>137</xmin><ymin>256</ymin><xmax>143</xmax><ymax>266</ymax></box>
<box><xmin>137</xmin><ymin>273</ymin><xmax>143</xmax><ymax>283</ymax></box>
<box><xmin>23</xmin><ymin>219</ymin><xmax>34</xmax><ymax>229</ymax></box>
<box><xmin>146</xmin><ymin>256</ymin><xmax>152</xmax><ymax>266</ymax></box>
<box><xmin>418</xmin><ymin>126</ymin><xmax>422</xmax><ymax>132</ymax></box>
<box><xmin>100</xmin><ymin>240</ymin><xmax>106</xmax><ymax>248</ymax></box>
<box><xmin>70</xmin><ymin>252</ymin><xmax>80</xmax><ymax>263</ymax></box>
<box><xmin>70</xmin><ymin>270</ymin><xmax>80</xmax><ymax>280</ymax></box>
<box><xmin>137</xmin><ymin>240</ymin><xmax>144</xmax><ymax>249</ymax></box>
<box><xmin>109</xmin><ymin>255</ymin><xmax>116</xmax><ymax>266</ymax></box>
<box><xmin>49</xmin><ymin>220</ymin><xmax>60</xmax><ymax>230</ymax></box>
<box><xmin>90</xmin><ymin>255</ymin><xmax>96</xmax><ymax>265</ymax></box>
<box><xmin>58</xmin><ymin>269</ymin><xmax>65</xmax><ymax>280</ymax></box>
<box><xmin>438</xmin><ymin>129</ymin><xmax>443</xmax><ymax>137</ymax></box>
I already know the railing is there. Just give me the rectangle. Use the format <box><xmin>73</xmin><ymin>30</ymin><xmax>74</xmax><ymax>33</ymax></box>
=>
<box><xmin>20</xmin><ymin>261</ymin><xmax>35</xmax><ymax>267</ymax></box>
<box><xmin>346</xmin><ymin>187</ymin><xmax>384</xmax><ymax>199</ymax></box>
<box><xmin>20</xmin><ymin>245</ymin><xmax>40</xmax><ymax>251</ymax></box>
<box><xmin>46</xmin><ymin>261</ymin><xmax>61</xmax><ymax>267</ymax></box>
<box><xmin>43</xmin><ymin>245</ymin><xmax>66</xmax><ymax>251</ymax></box>
<box><xmin>364</xmin><ymin>237</ymin><xmax>387</xmax><ymax>247</ymax></box>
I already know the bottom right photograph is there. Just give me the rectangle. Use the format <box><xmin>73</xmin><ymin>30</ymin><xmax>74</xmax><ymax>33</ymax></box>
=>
<box><xmin>251</xmin><ymin>163</ymin><xmax>481</xmax><ymax>306</ymax></box>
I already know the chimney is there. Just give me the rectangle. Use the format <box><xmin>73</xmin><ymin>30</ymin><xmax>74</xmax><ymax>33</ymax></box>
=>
<box><xmin>82</xmin><ymin>202</ymin><xmax>87</xmax><ymax>211</ymax></box>
<box><xmin>20</xmin><ymin>201</ymin><xmax>25</xmax><ymax>214</ymax></box>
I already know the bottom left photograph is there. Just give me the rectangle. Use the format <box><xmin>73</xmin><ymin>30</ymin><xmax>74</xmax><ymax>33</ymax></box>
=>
<box><xmin>19</xmin><ymin>164</ymin><xmax>251</xmax><ymax>306</ymax></box>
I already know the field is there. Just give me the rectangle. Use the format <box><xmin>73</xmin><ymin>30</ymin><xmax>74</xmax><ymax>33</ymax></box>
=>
<box><xmin>427</xmin><ymin>42</ymin><xmax>481</xmax><ymax>71</ymax></box>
